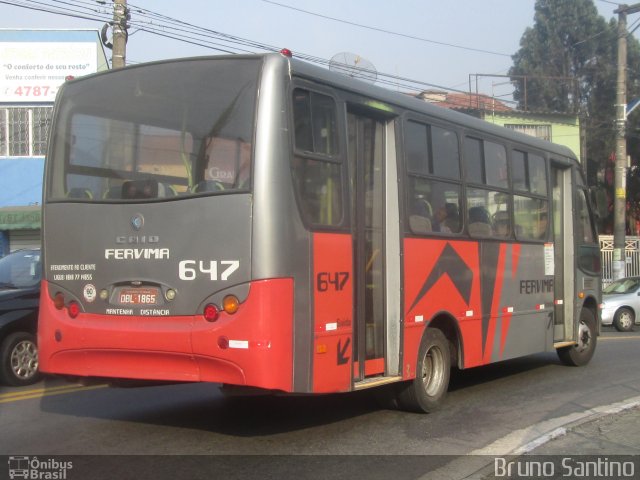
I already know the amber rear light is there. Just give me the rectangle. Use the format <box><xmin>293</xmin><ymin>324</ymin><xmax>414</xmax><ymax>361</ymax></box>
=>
<box><xmin>222</xmin><ymin>295</ymin><xmax>240</xmax><ymax>315</ymax></box>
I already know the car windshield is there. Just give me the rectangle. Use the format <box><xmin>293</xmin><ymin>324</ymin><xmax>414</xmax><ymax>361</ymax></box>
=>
<box><xmin>0</xmin><ymin>250</ymin><xmax>41</xmax><ymax>289</ymax></box>
<box><xmin>603</xmin><ymin>278</ymin><xmax>640</xmax><ymax>294</ymax></box>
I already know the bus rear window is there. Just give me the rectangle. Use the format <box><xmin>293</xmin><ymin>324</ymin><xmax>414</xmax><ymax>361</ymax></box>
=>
<box><xmin>48</xmin><ymin>58</ymin><xmax>259</xmax><ymax>201</ymax></box>
<box><xmin>292</xmin><ymin>89</ymin><xmax>339</xmax><ymax>156</ymax></box>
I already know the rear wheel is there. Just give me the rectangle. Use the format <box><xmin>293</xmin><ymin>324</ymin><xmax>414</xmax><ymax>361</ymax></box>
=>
<box><xmin>557</xmin><ymin>308</ymin><xmax>597</xmax><ymax>367</ymax></box>
<box><xmin>0</xmin><ymin>332</ymin><xmax>41</xmax><ymax>386</ymax></box>
<box><xmin>396</xmin><ymin>328</ymin><xmax>450</xmax><ymax>413</ymax></box>
<box><xmin>613</xmin><ymin>307</ymin><xmax>635</xmax><ymax>332</ymax></box>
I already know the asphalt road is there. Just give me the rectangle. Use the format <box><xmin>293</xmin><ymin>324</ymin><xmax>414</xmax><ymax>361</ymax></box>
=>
<box><xmin>0</xmin><ymin>327</ymin><xmax>639</xmax><ymax>478</ymax></box>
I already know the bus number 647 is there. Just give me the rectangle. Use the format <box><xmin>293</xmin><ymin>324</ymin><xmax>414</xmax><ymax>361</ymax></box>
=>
<box><xmin>179</xmin><ymin>260</ymin><xmax>239</xmax><ymax>281</ymax></box>
<box><xmin>316</xmin><ymin>271</ymin><xmax>350</xmax><ymax>292</ymax></box>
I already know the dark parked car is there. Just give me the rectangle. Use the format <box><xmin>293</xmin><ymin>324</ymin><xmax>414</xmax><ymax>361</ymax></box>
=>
<box><xmin>0</xmin><ymin>249</ymin><xmax>42</xmax><ymax>386</ymax></box>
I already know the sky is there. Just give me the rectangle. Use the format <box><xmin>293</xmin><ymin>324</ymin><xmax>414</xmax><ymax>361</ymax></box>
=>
<box><xmin>0</xmin><ymin>0</ymin><xmax>632</xmax><ymax>100</ymax></box>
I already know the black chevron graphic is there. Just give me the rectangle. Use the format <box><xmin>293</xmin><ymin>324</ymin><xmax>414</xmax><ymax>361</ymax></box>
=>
<box><xmin>480</xmin><ymin>242</ymin><xmax>501</xmax><ymax>358</ymax></box>
<box><xmin>408</xmin><ymin>243</ymin><xmax>474</xmax><ymax>312</ymax></box>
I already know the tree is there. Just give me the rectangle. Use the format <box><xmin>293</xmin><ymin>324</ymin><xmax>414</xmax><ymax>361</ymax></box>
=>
<box><xmin>510</xmin><ymin>0</ymin><xmax>640</xmax><ymax>232</ymax></box>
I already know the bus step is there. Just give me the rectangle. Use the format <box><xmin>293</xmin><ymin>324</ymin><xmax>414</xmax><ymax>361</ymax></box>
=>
<box><xmin>354</xmin><ymin>376</ymin><xmax>403</xmax><ymax>391</ymax></box>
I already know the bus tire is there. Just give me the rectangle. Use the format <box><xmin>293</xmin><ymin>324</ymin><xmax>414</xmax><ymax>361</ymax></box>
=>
<box><xmin>557</xmin><ymin>308</ymin><xmax>597</xmax><ymax>367</ymax></box>
<box><xmin>396</xmin><ymin>328</ymin><xmax>450</xmax><ymax>413</ymax></box>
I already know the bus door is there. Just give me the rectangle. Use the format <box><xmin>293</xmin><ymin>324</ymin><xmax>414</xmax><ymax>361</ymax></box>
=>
<box><xmin>551</xmin><ymin>161</ymin><xmax>574</xmax><ymax>342</ymax></box>
<box><xmin>347</xmin><ymin>108</ymin><xmax>402</xmax><ymax>386</ymax></box>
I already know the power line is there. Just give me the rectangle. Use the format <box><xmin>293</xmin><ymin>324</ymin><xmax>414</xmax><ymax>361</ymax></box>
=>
<box><xmin>128</xmin><ymin>0</ymin><xmax>514</xmax><ymax>96</ymax></box>
<box><xmin>0</xmin><ymin>0</ymin><xmax>508</xmax><ymax>97</ymax></box>
<box><xmin>260</xmin><ymin>0</ymin><xmax>512</xmax><ymax>57</ymax></box>
<box><xmin>0</xmin><ymin>0</ymin><xmax>111</xmax><ymax>23</ymax></box>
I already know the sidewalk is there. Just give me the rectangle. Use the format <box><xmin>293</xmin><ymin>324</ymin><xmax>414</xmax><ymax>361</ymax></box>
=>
<box><xmin>526</xmin><ymin>404</ymin><xmax>640</xmax><ymax>455</ymax></box>
<box><xmin>421</xmin><ymin>399</ymin><xmax>640</xmax><ymax>480</ymax></box>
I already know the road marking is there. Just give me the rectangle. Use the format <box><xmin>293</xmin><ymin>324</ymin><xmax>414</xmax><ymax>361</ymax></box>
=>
<box><xmin>599</xmin><ymin>335</ymin><xmax>640</xmax><ymax>341</ymax></box>
<box><xmin>0</xmin><ymin>384</ymin><xmax>86</xmax><ymax>399</ymax></box>
<box><xmin>0</xmin><ymin>384</ymin><xmax>107</xmax><ymax>404</ymax></box>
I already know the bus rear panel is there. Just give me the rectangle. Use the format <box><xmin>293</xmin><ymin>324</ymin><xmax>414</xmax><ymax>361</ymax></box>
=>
<box><xmin>40</xmin><ymin>56</ymin><xmax>295</xmax><ymax>392</ymax></box>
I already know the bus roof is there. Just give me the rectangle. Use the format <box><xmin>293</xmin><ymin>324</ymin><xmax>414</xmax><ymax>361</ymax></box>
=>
<box><xmin>284</xmin><ymin>53</ymin><xmax>578</xmax><ymax>163</ymax></box>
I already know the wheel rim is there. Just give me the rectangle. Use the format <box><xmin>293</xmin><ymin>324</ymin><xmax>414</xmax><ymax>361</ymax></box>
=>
<box><xmin>10</xmin><ymin>340</ymin><xmax>39</xmax><ymax>380</ymax></box>
<box><xmin>575</xmin><ymin>320</ymin><xmax>592</xmax><ymax>353</ymax></box>
<box><xmin>619</xmin><ymin>311</ymin><xmax>633</xmax><ymax>329</ymax></box>
<box><xmin>421</xmin><ymin>344</ymin><xmax>445</xmax><ymax>397</ymax></box>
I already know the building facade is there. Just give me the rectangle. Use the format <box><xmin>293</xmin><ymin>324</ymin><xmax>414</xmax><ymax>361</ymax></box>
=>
<box><xmin>484</xmin><ymin>110</ymin><xmax>581</xmax><ymax>162</ymax></box>
<box><xmin>416</xmin><ymin>90</ymin><xmax>582</xmax><ymax>162</ymax></box>
<box><xmin>0</xmin><ymin>29</ymin><xmax>109</xmax><ymax>254</ymax></box>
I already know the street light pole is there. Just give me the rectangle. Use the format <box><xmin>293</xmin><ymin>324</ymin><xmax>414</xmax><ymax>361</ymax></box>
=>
<box><xmin>613</xmin><ymin>6</ymin><xmax>628</xmax><ymax>281</ymax></box>
<box><xmin>612</xmin><ymin>4</ymin><xmax>640</xmax><ymax>280</ymax></box>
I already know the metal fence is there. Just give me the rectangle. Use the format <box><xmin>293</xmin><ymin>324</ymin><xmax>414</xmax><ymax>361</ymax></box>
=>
<box><xmin>599</xmin><ymin>235</ymin><xmax>640</xmax><ymax>287</ymax></box>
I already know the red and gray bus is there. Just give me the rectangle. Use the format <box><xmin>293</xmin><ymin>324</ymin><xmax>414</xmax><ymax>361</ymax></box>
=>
<box><xmin>38</xmin><ymin>51</ymin><xmax>601</xmax><ymax>412</ymax></box>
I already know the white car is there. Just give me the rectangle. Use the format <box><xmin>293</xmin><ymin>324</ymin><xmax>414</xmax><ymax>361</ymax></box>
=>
<box><xmin>601</xmin><ymin>277</ymin><xmax>640</xmax><ymax>332</ymax></box>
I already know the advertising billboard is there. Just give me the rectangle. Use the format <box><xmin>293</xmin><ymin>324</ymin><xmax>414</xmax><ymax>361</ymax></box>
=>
<box><xmin>1</xmin><ymin>42</ymin><xmax>97</xmax><ymax>102</ymax></box>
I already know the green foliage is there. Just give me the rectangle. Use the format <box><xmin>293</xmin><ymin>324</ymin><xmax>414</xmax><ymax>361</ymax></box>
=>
<box><xmin>510</xmin><ymin>0</ymin><xmax>640</xmax><ymax>232</ymax></box>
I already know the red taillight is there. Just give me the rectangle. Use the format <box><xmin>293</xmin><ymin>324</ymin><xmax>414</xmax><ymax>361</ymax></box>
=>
<box><xmin>204</xmin><ymin>304</ymin><xmax>219</xmax><ymax>322</ymax></box>
<box><xmin>54</xmin><ymin>292</ymin><xmax>80</xmax><ymax>318</ymax></box>
<box><xmin>68</xmin><ymin>301</ymin><xmax>80</xmax><ymax>319</ymax></box>
<box><xmin>280</xmin><ymin>48</ymin><xmax>292</xmax><ymax>57</ymax></box>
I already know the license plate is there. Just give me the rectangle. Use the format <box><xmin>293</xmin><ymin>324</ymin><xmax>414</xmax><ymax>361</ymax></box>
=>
<box><xmin>118</xmin><ymin>287</ymin><xmax>160</xmax><ymax>305</ymax></box>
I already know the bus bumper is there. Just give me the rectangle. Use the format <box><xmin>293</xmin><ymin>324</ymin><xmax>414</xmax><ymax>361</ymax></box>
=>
<box><xmin>38</xmin><ymin>278</ymin><xmax>294</xmax><ymax>392</ymax></box>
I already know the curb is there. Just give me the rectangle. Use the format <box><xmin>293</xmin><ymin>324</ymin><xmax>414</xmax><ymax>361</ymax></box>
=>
<box><xmin>476</xmin><ymin>395</ymin><xmax>640</xmax><ymax>456</ymax></box>
<box><xmin>418</xmin><ymin>395</ymin><xmax>640</xmax><ymax>480</ymax></box>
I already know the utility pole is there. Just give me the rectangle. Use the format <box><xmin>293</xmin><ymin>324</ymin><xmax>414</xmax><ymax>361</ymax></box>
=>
<box><xmin>112</xmin><ymin>0</ymin><xmax>128</xmax><ymax>69</ymax></box>
<box><xmin>613</xmin><ymin>4</ymin><xmax>640</xmax><ymax>280</ymax></box>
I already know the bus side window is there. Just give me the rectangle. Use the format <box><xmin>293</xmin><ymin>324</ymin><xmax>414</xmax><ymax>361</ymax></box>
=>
<box><xmin>409</xmin><ymin>193</ymin><xmax>433</xmax><ymax>234</ymax></box>
<box><xmin>292</xmin><ymin>89</ymin><xmax>338</xmax><ymax>156</ymax></box>
<box><xmin>463</xmin><ymin>136</ymin><xmax>507</xmax><ymax>188</ymax></box>
<box><xmin>576</xmin><ymin>188</ymin><xmax>600</xmax><ymax>274</ymax></box>
<box><xmin>576</xmin><ymin>189</ymin><xmax>596</xmax><ymax>244</ymax></box>
<box><xmin>512</xmin><ymin>150</ymin><xmax>549</xmax><ymax>241</ymax></box>
<box><xmin>431</xmin><ymin>126</ymin><xmax>460</xmax><ymax>179</ymax></box>
<box><xmin>291</xmin><ymin>88</ymin><xmax>343</xmax><ymax>227</ymax></box>
<box><xmin>484</xmin><ymin>141</ymin><xmax>508</xmax><ymax>188</ymax></box>
<box><xmin>408</xmin><ymin>178</ymin><xmax>461</xmax><ymax>235</ymax></box>
<box><xmin>468</xmin><ymin>205</ymin><xmax>492</xmax><ymax>236</ymax></box>
<box><xmin>467</xmin><ymin>188</ymin><xmax>507</xmax><ymax>238</ymax></box>
<box><xmin>514</xmin><ymin>196</ymin><xmax>548</xmax><ymax>240</ymax></box>
<box><xmin>293</xmin><ymin>90</ymin><xmax>314</xmax><ymax>152</ymax></box>
<box><xmin>405</xmin><ymin>120</ymin><xmax>461</xmax><ymax>235</ymax></box>
<box><xmin>493</xmin><ymin>210</ymin><xmax>511</xmax><ymax>238</ymax></box>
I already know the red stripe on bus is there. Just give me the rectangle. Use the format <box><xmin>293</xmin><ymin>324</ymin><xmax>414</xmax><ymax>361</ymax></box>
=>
<box><xmin>403</xmin><ymin>239</ymin><xmax>484</xmax><ymax>376</ymax></box>
<box><xmin>312</xmin><ymin>232</ymin><xmax>353</xmax><ymax>393</ymax></box>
